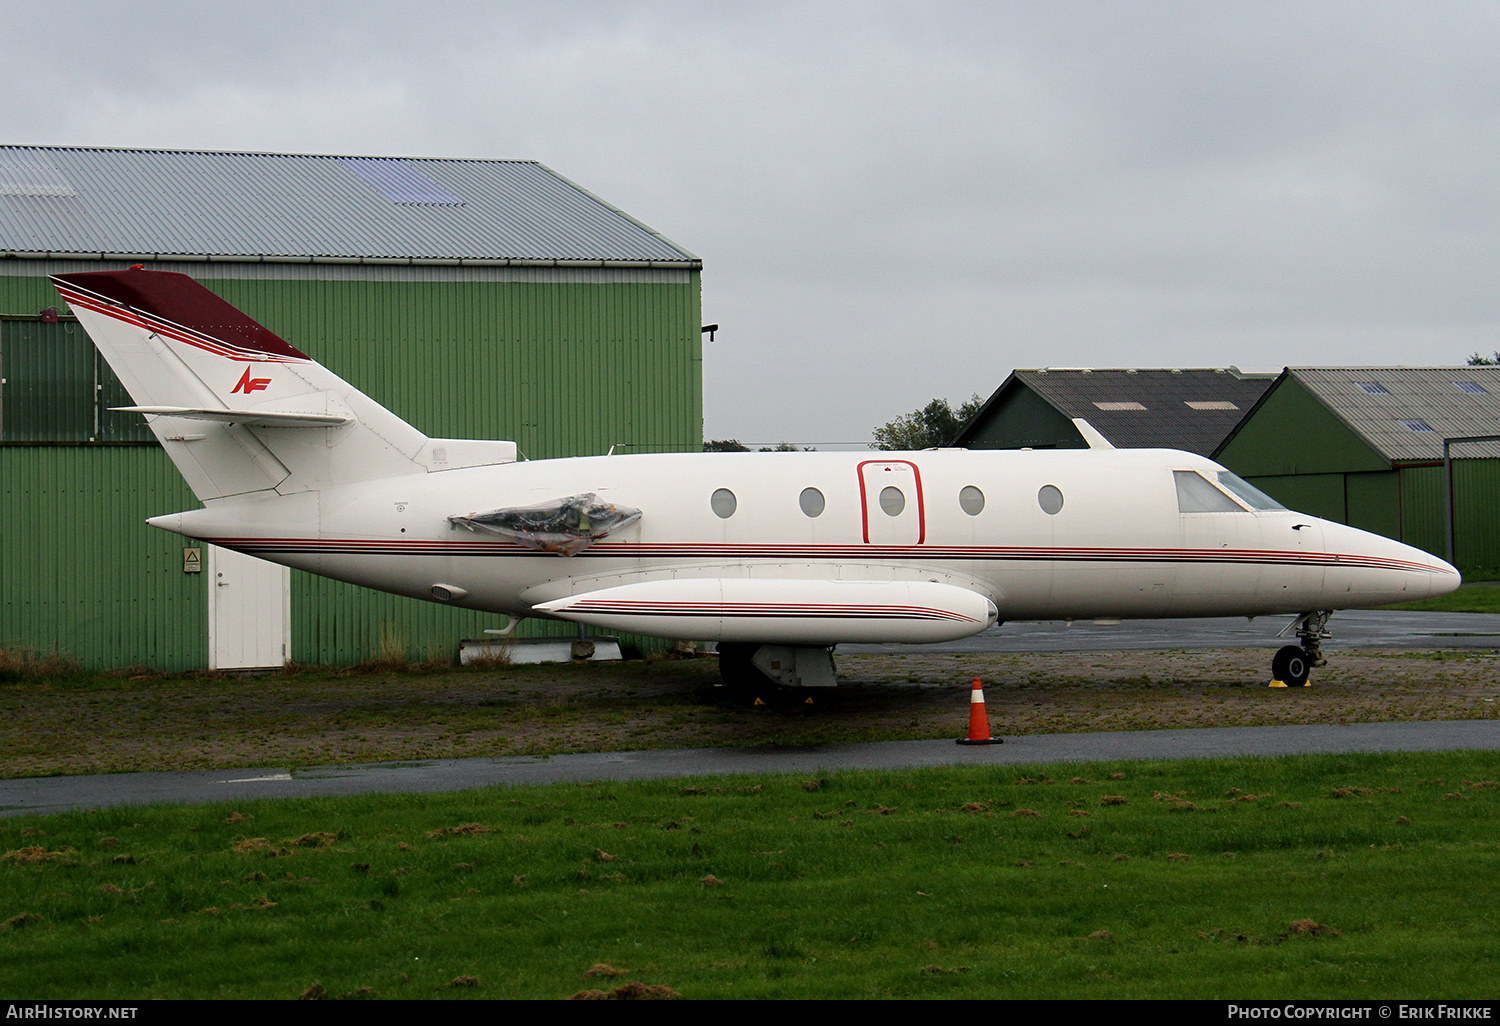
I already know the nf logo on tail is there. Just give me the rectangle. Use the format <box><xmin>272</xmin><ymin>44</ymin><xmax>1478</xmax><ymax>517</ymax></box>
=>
<box><xmin>231</xmin><ymin>367</ymin><xmax>271</xmax><ymax>394</ymax></box>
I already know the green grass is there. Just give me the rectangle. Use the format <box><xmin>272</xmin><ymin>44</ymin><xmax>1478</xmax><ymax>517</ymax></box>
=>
<box><xmin>3</xmin><ymin>751</ymin><xmax>1499</xmax><ymax>999</ymax></box>
<box><xmin>1378</xmin><ymin>584</ymin><xmax>1500</xmax><ymax>614</ymax></box>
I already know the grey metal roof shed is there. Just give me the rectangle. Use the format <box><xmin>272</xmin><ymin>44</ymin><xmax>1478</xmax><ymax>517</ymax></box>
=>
<box><xmin>954</xmin><ymin>368</ymin><xmax>1275</xmax><ymax>456</ymax></box>
<box><xmin>1217</xmin><ymin>367</ymin><xmax>1500</xmax><ymax>461</ymax></box>
<box><xmin>1214</xmin><ymin>367</ymin><xmax>1500</xmax><ymax>576</ymax></box>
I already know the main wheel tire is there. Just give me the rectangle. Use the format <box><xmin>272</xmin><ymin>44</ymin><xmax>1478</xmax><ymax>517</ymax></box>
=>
<box><xmin>716</xmin><ymin>643</ymin><xmax>771</xmax><ymax>698</ymax></box>
<box><xmin>1272</xmin><ymin>645</ymin><xmax>1312</xmax><ymax>687</ymax></box>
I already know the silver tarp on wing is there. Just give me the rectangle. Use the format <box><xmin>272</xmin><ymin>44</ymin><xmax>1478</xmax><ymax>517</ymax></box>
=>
<box><xmin>448</xmin><ymin>493</ymin><xmax>642</xmax><ymax>556</ymax></box>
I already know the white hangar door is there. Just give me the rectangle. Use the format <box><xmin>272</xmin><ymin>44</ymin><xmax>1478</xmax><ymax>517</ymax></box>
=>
<box><xmin>207</xmin><ymin>545</ymin><xmax>291</xmax><ymax>670</ymax></box>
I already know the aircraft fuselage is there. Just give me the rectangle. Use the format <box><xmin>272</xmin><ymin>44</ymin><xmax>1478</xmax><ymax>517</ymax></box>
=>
<box><xmin>148</xmin><ymin>446</ymin><xmax>1456</xmax><ymax>644</ymax></box>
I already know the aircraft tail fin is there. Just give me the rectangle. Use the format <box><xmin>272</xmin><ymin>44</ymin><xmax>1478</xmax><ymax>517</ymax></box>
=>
<box><xmin>52</xmin><ymin>267</ymin><xmax>504</xmax><ymax>503</ymax></box>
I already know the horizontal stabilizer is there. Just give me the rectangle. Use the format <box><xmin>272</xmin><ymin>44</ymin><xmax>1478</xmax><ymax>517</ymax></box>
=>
<box><xmin>113</xmin><ymin>406</ymin><xmax>354</xmax><ymax>428</ymax></box>
<box><xmin>535</xmin><ymin>578</ymin><xmax>998</xmax><ymax>645</ymax></box>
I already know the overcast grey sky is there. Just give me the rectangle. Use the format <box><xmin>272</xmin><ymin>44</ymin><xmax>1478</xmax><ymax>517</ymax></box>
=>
<box><xmin>5</xmin><ymin>1</ymin><xmax>1500</xmax><ymax>445</ymax></box>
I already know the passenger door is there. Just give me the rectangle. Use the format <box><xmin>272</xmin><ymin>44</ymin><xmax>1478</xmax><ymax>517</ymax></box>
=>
<box><xmin>858</xmin><ymin>460</ymin><xmax>925</xmax><ymax>546</ymax></box>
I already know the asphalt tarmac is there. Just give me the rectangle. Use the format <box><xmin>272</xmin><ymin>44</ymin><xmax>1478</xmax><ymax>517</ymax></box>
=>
<box><xmin>4</xmin><ymin>720</ymin><xmax>1498</xmax><ymax>819</ymax></box>
<box><xmin>4</xmin><ymin>609</ymin><xmax>1497</xmax><ymax>819</ymax></box>
<box><xmin>842</xmin><ymin>609</ymin><xmax>1500</xmax><ymax>654</ymax></box>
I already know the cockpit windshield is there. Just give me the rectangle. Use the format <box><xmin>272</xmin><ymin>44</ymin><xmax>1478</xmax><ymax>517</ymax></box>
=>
<box><xmin>1174</xmin><ymin>469</ymin><xmax>1288</xmax><ymax>513</ymax></box>
<box><xmin>1215</xmin><ymin>471</ymin><xmax>1285</xmax><ymax>511</ymax></box>
<box><xmin>1174</xmin><ymin>470</ymin><xmax>1243</xmax><ymax>512</ymax></box>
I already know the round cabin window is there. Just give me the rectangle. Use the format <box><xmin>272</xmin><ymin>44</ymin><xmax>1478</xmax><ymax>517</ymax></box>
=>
<box><xmin>711</xmin><ymin>488</ymin><xmax>737</xmax><ymax>518</ymax></box>
<box><xmin>1038</xmin><ymin>484</ymin><xmax>1064</xmax><ymax>515</ymax></box>
<box><xmin>959</xmin><ymin>485</ymin><xmax>985</xmax><ymax>516</ymax></box>
<box><xmin>799</xmin><ymin>487</ymin><xmax>825</xmax><ymax>518</ymax></box>
<box><xmin>880</xmin><ymin>486</ymin><xmax>905</xmax><ymax>516</ymax></box>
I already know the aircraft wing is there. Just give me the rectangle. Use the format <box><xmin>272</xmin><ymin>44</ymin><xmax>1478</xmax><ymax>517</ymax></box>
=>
<box><xmin>533</xmin><ymin>578</ymin><xmax>998</xmax><ymax>645</ymax></box>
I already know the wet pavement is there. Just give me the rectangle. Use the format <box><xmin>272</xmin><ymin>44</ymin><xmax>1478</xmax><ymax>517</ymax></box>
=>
<box><xmin>842</xmin><ymin>609</ymin><xmax>1500</xmax><ymax>654</ymax></box>
<box><xmin>5</xmin><ymin>718</ymin><xmax>1499</xmax><ymax>819</ymax></box>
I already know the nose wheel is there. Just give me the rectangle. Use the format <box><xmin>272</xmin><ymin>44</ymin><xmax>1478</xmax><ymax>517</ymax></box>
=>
<box><xmin>1272</xmin><ymin>645</ymin><xmax>1312</xmax><ymax>687</ymax></box>
<box><xmin>1272</xmin><ymin>610</ymin><xmax>1331</xmax><ymax>688</ymax></box>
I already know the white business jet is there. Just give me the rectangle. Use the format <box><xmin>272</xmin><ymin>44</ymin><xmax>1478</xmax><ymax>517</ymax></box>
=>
<box><xmin>54</xmin><ymin>268</ymin><xmax>1460</xmax><ymax>693</ymax></box>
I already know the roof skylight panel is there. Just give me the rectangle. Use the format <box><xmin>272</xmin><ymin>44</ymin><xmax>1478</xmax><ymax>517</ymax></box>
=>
<box><xmin>0</xmin><ymin>150</ymin><xmax>76</xmax><ymax>197</ymax></box>
<box><xmin>339</xmin><ymin>157</ymin><xmax>465</xmax><ymax>206</ymax></box>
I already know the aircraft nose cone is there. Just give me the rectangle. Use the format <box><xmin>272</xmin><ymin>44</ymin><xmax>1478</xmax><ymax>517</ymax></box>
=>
<box><xmin>1322</xmin><ymin>520</ymin><xmax>1462</xmax><ymax>606</ymax></box>
<box><xmin>1389</xmin><ymin>549</ymin><xmax>1461</xmax><ymax>602</ymax></box>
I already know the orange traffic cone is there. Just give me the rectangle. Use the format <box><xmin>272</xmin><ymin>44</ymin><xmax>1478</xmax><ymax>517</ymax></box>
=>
<box><xmin>956</xmin><ymin>677</ymin><xmax>1003</xmax><ymax>745</ymax></box>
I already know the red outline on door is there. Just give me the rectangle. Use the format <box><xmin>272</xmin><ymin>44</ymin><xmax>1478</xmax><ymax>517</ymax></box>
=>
<box><xmin>857</xmin><ymin>460</ymin><xmax>926</xmax><ymax>544</ymax></box>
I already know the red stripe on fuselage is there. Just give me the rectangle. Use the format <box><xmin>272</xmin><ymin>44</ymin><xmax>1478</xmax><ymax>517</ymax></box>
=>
<box><xmin>200</xmin><ymin>537</ymin><xmax>1451</xmax><ymax>574</ymax></box>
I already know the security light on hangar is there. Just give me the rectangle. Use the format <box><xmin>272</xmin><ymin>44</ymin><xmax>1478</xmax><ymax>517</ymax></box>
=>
<box><xmin>0</xmin><ymin>146</ymin><xmax>703</xmax><ymax>670</ymax></box>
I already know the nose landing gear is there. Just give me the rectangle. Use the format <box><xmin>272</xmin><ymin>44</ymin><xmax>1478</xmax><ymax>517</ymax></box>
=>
<box><xmin>1272</xmin><ymin>610</ymin><xmax>1331</xmax><ymax>688</ymax></box>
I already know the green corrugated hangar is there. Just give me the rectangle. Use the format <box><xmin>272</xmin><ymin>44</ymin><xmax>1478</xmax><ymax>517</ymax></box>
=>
<box><xmin>1214</xmin><ymin>367</ymin><xmax>1500</xmax><ymax>578</ymax></box>
<box><xmin>1</xmin><ymin>145</ymin><xmax>703</xmax><ymax>670</ymax></box>
<box><xmin>956</xmin><ymin>364</ymin><xmax>1500</xmax><ymax>578</ymax></box>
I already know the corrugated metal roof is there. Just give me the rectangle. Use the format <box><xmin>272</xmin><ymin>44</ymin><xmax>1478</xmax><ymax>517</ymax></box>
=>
<box><xmin>957</xmin><ymin>368</ymin><xmax>1275</xmax><ymax>455</ymax></box>
<box><xmin>0</xmin><ymin>146</ymin><xmax>698</xmax><ymax>266</ymax></box>
<box><xmin>1289</xmin><ymin>367</ymin><xmax>1500</xmax><ymax>460</ymax></box>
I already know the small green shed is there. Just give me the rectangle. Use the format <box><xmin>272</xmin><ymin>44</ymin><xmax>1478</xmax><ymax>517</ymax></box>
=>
<box><xmin>1214</xmin><ymin>368</ymin><xmax>1500</xmax><ymax>577</ymax></box>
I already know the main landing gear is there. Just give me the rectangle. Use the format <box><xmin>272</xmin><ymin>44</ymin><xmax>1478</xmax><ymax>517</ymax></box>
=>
<box><xmin>716</xmin><ymin>643</ymin><xmax>837</xmax><ymax>702</ymax></box>
<box><xmin>1272</xmin><ymin>610</ymin><xmax>1331</xmax><ymax>688</ymax></box>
